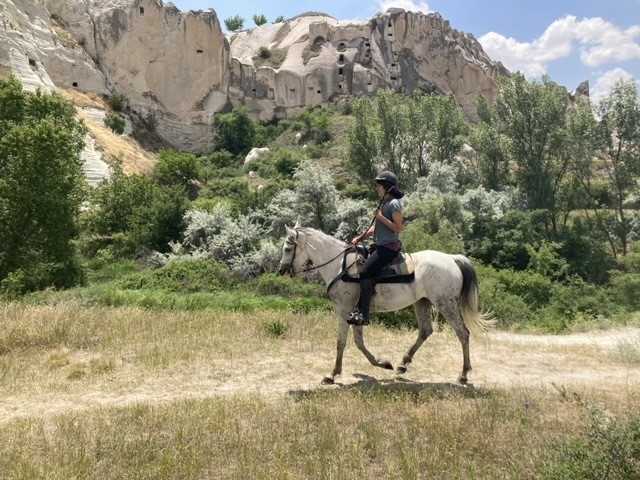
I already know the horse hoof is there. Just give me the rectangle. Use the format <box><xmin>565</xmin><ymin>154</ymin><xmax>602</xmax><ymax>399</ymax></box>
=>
<box><xmin>458</xmin><ymin>376</ymin><xmax>468</xmax><ymax>385</ymax></box>
<box><xmin>321</xmin><ymin>376</ymin><xmax>334</xmax><ymax>385</ymax></box>
<box><xmin>381</xmin><ymin>361</ymin><xmax>394</xmax><ymax>370</ymax></box>
<box><xmin>396</xmin><ymin>365</ymin><xmax>407</xmax><ymax>375</ymax></box>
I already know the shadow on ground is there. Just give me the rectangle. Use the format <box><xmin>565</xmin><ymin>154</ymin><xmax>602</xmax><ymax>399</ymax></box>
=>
<box><xmin>288</xmin><ymin>373</ymin><xmax>491</xmax><ymax>401</ymax></box>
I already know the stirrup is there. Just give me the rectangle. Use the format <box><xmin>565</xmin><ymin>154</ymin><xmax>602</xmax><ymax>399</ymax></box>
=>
<box><xmin>346</xmin><ymin>309</ymin><xmax>369</xmax><ymax>326</ymax></box>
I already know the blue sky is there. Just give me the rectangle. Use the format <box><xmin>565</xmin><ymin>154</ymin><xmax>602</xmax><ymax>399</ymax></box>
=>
<box><xmin>170</xmin><ymin>0</ymin><xmax>640</xmax><ymax>101</ymax></box>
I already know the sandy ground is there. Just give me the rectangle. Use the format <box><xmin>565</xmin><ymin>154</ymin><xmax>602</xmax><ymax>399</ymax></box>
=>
<box><xmin>1</xmin><ymin>326</ymin><xmax>638</xmax><ymax>423</ymax></box>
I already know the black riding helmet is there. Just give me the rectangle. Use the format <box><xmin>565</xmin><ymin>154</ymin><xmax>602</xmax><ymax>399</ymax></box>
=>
<box><xmin>375</xmin><ymin>170</ymin><xmax>404</xmax><ymax>198</ymax></box>
<box><xmin>375</xmin><ymin>170</ymin><xmax>398</xmax><ymax>189</ymax></box>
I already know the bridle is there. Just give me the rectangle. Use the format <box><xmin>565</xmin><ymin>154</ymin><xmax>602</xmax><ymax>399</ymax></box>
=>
<box><xmin>280</xmin><ymin>228</ymin><xmax>354</xmax><ymax>275</ymax></box>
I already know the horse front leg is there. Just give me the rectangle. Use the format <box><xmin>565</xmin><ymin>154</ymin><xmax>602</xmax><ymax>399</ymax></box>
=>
<box><xmin>352</xmin><ymin>325</ymin><xmax>394</xmax><ymax>371</ymax></box>
<box><xmin>397</xmin><ymin>298</ymin><xmax>433</xmax><ymax>375</ymax></box>
<box><xmin>322</xmin><ymin>318</ymin><xmax>350</xmax><ymax>385</ymax></box>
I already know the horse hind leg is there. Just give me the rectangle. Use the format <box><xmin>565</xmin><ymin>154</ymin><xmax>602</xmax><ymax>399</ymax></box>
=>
<box><xmin>438</xmin><ymin>299</ymin><xmax>472</xmax><ymax>384</ymax></box>
<box><xmin>397</xmin><ymin>298</ymin><xmax>433</xmax><ymax>375</ymax></box>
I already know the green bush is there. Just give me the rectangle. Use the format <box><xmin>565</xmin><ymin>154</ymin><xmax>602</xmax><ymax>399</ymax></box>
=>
<box><xmin>151</xmin><ymin>259</ymin><xmax>237</xmax><ymax>293</ymax></box>
<box><xmin>375</xmin><ymin>308</ymin><xmax>419</xmax><ymax>330</ymax></box>
<box><xmin>224</xmin><ymin>15</ymin><xmax>244</xmax><ymax>32</ymax></box>
<box><xmin>494</xmin><ymin>269</ymin><xmax>554</xmax><ymax>308</ymax></box>
<box><xmin>549</xmin><ymin>277</ymin><xmax>617</xmax><ymax>319</ymax></box>
<box><xmin>475</xmin><ymin>268</ymin><xmax>535</xmax><ymax>329</ymax></box>
<box><xmin>254</xmin><ymin>149</ymin><xmax>301</xmax><ymax>179</ymax></box>
<box><xmin>153</xmin><ymin>149</ymin><xmax>201</xmax><ymax>188</ymax></box>
<box><xmin>200</xmin><ymin>176</ymin><xmax>250</xmax><ymax>209</ymax></box>
<box><xmin>104</xmin><ymin>112</ymin><xmax>125</xmax><ymax>134</ymax></box>
<box><xmin>0</xmin><ymin>259</ymin><xmax>85</xmax><ymax>298</ymax></box>
<box><xmin>340</xmin><ymin>182</ymin><xmax>371</xmax><ymax>200</ymax></box>
<box><xmin>108</xmin><ymin>91</ymin><xmax>126</xmax><ymax>111</ymax></box>
<box><xmin>87</xmin><ymin>259</ymin><xmax>137</xmax><ymax>282</ymax></box>
<box><xmin>117</xmin><ymin>259</ymin><xmax>237</xmax><ymax>293</ymax></box>
<box><xmin>543</xmin><ymin>406</ymin><xmax>640</xmax><ymax>480</ymax></box>
<box><xmin>608</xmin><ymin>272</ymin><xmax>640</xmax><ymax>311</ymax></box>
<box><xmin>258</xmin><ymin>46</ymin><xmax>271</xmax><ymax>59</ymax></box>
<box><xmin>255</xmin><ymin>272</ymin><xmax>324</xmax><ymax>298</ymax></box>
<box><xmin>253</xmin><ymin>14</ymin><xmax>268</xmax><ymax>26</ymax></box>
<box><xmin>204</xmin><ymin>150</ymin><xmax>238</xmax><ymax>169</ymax></box>
<box><xmin>213</xmin><ymin>107</ymin><xmax>256</xmax><ymax>156</ymax></box>
<box><xmin>402</xmin><ymin>221</ymin><xmax>465</xmax><ymax>254</ymax></box>
<box><xmin>476</xmin><ymin>264</ymin><xmax>620</xmax><ymax>331</ymax></box>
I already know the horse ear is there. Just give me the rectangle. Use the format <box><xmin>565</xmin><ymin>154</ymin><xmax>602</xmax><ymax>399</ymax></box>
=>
<box><xmin>285</xmin><ymin>224</ymin><xmax>295</xmax><ymax>238</ymax></box>
<box><xmin>294</xmin><ymin>219</ymin><xmax>301</xmax><ymax>229</ymax></box>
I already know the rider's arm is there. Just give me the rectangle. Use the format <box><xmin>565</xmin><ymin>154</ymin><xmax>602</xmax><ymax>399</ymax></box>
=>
<box><xmin>353</xmin><ymin>225</ymin><xmax>374</xmax><ymax>244</ymax></box>
<box><xmin>374</xmin><ymin>209</ymin><xmax>404</xmax><ymax>233</ymax></box>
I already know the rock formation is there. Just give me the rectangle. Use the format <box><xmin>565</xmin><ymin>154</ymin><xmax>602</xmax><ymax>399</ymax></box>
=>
<box><xmin>1</xmin><ymin>0</ymin><xmax>510</xmax><ymax>154</ymax></box>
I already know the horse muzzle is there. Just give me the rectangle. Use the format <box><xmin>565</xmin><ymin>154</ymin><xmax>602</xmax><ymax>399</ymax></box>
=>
<box><xmin>278</xmin><ymin>262</ymin><xmax>293</xmax><ymax>276</ymax></box>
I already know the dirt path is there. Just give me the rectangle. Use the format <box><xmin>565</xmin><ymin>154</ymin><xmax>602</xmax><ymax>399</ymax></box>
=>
<box><xmin>1</xmin><ymin>327</ymin><xmax>639</xmax><ymax>423</ymax></box>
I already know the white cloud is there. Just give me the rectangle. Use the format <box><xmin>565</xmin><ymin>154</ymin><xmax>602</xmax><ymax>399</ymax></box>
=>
<box><xmin>591</xmin><ymin>68</ymin><xmax>637</xmax><ymax>102</ymax></box>
<box><xmin>576</xmin><ymin>21</ymin><xmax>640</xmax><ymax>67</ymax></box>
<box><xmin>478</xmin><ymin>15</ymin><xmax>640</xmax><ymax>77</ymax></box>
<box><xmin>377</xmin><ymin>0</ymin><xmax>431</xmax><ymax>14</ymax></box>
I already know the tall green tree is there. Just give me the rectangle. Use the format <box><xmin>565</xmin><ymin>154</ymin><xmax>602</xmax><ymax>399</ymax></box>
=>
<box><xmin>595</xmin><ymin>80</ymin><xmax>640</xmax><ymax>256</ymax></box>
<box><xmin>346</xmin><ymin>90</ymin><xmax>468</xmax><ymax>188</ymax></box>
<box><xmin>493</xmin><ymin>73</ymin><xmax>572</xmax><ymax>235</ymax></box>
<box><xmin>430</xmin><ymin>93</ymin><xmax>469</xmax><ymax>165</ymax></box>
<box><xmin>293</xmin><ymin>161</ymin><xmax>337</xmax><ymax>233</ymax></box>
<box><xmin>0</xmin><ymin>76</ymin><xmax>87</xmax><ymax>293</ymax></box>
<box><xmin>346</xmin><ymin>96</ymin><xmax>379</xmax><ymax>183</ymax></box>
<box><xmin>471</xmin><ymin>93</ymin><xmax>510</xmax><ymax>190</ymax></box>
<box><xmin>563</xmin><ymin>96</ymin><xmax>619</xmax><ymax>252</ymax></box>
<box><xmin>375</xmin><ymin>89</ymin><xmax>410</xmax><ymax>180</ymax></box>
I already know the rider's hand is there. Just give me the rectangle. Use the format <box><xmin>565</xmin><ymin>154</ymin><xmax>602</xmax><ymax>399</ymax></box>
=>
<box><xmin>352</xmin><ymin>234</ymin><xmax>364</xmax><ymax>245</ymax></box>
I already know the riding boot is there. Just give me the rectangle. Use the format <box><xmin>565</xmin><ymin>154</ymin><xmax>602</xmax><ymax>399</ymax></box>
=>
<box><xmin>357</xmin><ymin>279</ymin><xmax>374</xmax><ymax>326</ymax></box>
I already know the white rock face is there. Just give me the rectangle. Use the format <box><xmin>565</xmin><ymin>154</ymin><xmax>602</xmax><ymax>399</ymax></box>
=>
<box><xmin>3</xmin><ymin>1</ymin><xmax>507</xmax><ymax>155</ymax></box>
<box><xmin>1</xmin><ymin>0</ymin><xmax>111</xmax><ymax>186</ymax></box>
<box><xmin>81</xmin><ymin>134</ymin><xmax>111</xmax><ymax>187</ymax></box>
<box><xmin>0</xmin><ymin>0</ymin><xmax>58</xmax><ymax>91</ymax></box>
<box><xmin>229</xmin><ymin>10</ymin><xmax>507</xmax><ymax>121</ymax></box>
<box><xmin>83</xmin><ymin>0</ymin><xmax>230</xmax><ymax>152</ymax></box>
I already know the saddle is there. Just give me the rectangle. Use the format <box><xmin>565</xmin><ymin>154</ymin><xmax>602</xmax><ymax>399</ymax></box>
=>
<box><xmin>341</xmin><ymin>245</ymin><xmax>415</xmax><ymax>284</ymax></box>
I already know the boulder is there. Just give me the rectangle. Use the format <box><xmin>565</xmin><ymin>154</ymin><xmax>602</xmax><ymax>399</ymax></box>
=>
<box><xmin>244</xmin><ymin>147</ymin><xmax>270</xmax><ymax>165</ymax></box>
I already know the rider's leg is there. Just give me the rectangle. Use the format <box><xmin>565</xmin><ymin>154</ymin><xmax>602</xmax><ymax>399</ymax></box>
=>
<box><xmin>347</xmin><ymin>246</ymin><xmax>397</xmax><ymax>326</ymax></box>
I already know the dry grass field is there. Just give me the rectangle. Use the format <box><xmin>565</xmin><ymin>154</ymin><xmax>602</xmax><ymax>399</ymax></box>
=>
<box><xmin>1</xmin><ymin>303</ymin><xmax>639</xmax><ymax>478</ymax></box>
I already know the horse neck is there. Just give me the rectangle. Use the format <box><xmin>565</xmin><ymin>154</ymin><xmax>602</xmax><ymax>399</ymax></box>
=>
<box><xmin>301</xmin><ymin>229</ymin><xmax>346</xmax><ymax>282</ymax></box>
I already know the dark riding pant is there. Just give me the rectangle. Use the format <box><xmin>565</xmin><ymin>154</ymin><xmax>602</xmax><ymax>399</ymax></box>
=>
<box><xmin>357</xmin><ymin>245</ymin><xmax>399</xmax><ymax>322</ymax></box>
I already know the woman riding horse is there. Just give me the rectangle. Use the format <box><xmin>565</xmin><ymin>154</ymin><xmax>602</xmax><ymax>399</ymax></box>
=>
<box><xmin>347</xmin><ymin>171</ymin><xmax>405</xmax><ymax>326</ymax></box>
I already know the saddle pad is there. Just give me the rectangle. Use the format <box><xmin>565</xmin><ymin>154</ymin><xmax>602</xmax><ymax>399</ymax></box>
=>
<box><xmin>344</xmin><ymin>250</ymin><xmax>415</xmax><ymax>279</ymax></box>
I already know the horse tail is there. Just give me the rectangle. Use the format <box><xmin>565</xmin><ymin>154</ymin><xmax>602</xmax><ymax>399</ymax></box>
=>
<box><xmin>453</xmin><ymin>255</ymin><xmax>495</xmax><ymax>336</ymax></box>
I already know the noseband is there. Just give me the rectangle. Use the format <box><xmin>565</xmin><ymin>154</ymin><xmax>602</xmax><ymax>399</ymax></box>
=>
<box><xmin>281</xmin><ymin>233</ymin><xmax>299</xmax><ymax>274</ymax></box>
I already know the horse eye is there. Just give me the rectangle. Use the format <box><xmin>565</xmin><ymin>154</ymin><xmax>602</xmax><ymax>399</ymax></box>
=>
<box><xmin>284</xmin><ymin>247</ymin><xmax>292</xmax><ymax>252</ymax></box>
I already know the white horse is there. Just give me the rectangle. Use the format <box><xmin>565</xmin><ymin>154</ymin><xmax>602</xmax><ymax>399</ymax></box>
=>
<box><xmin>278</xmin><ymin>224</ymin><xmax>494</xmax><ymax>385</ymax></box>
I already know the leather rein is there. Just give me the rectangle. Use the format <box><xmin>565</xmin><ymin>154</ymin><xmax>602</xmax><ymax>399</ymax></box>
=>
<box><xmin>283</xmin><ymin>229</ymin><xmax>355</xmax><ymax>275</ymax></box>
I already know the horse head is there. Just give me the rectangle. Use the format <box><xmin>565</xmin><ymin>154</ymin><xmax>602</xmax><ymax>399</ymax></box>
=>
<box><xmin>278</xmin><ymin>222</ymin><xmax>311</xmax><ymax>276</ymax></box>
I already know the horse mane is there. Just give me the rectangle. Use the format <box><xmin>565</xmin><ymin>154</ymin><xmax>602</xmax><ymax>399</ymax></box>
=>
<box><xmin>297</xmin><ymin>227</ymin><xmax>347</xmax><ymax>248</ymax></box>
